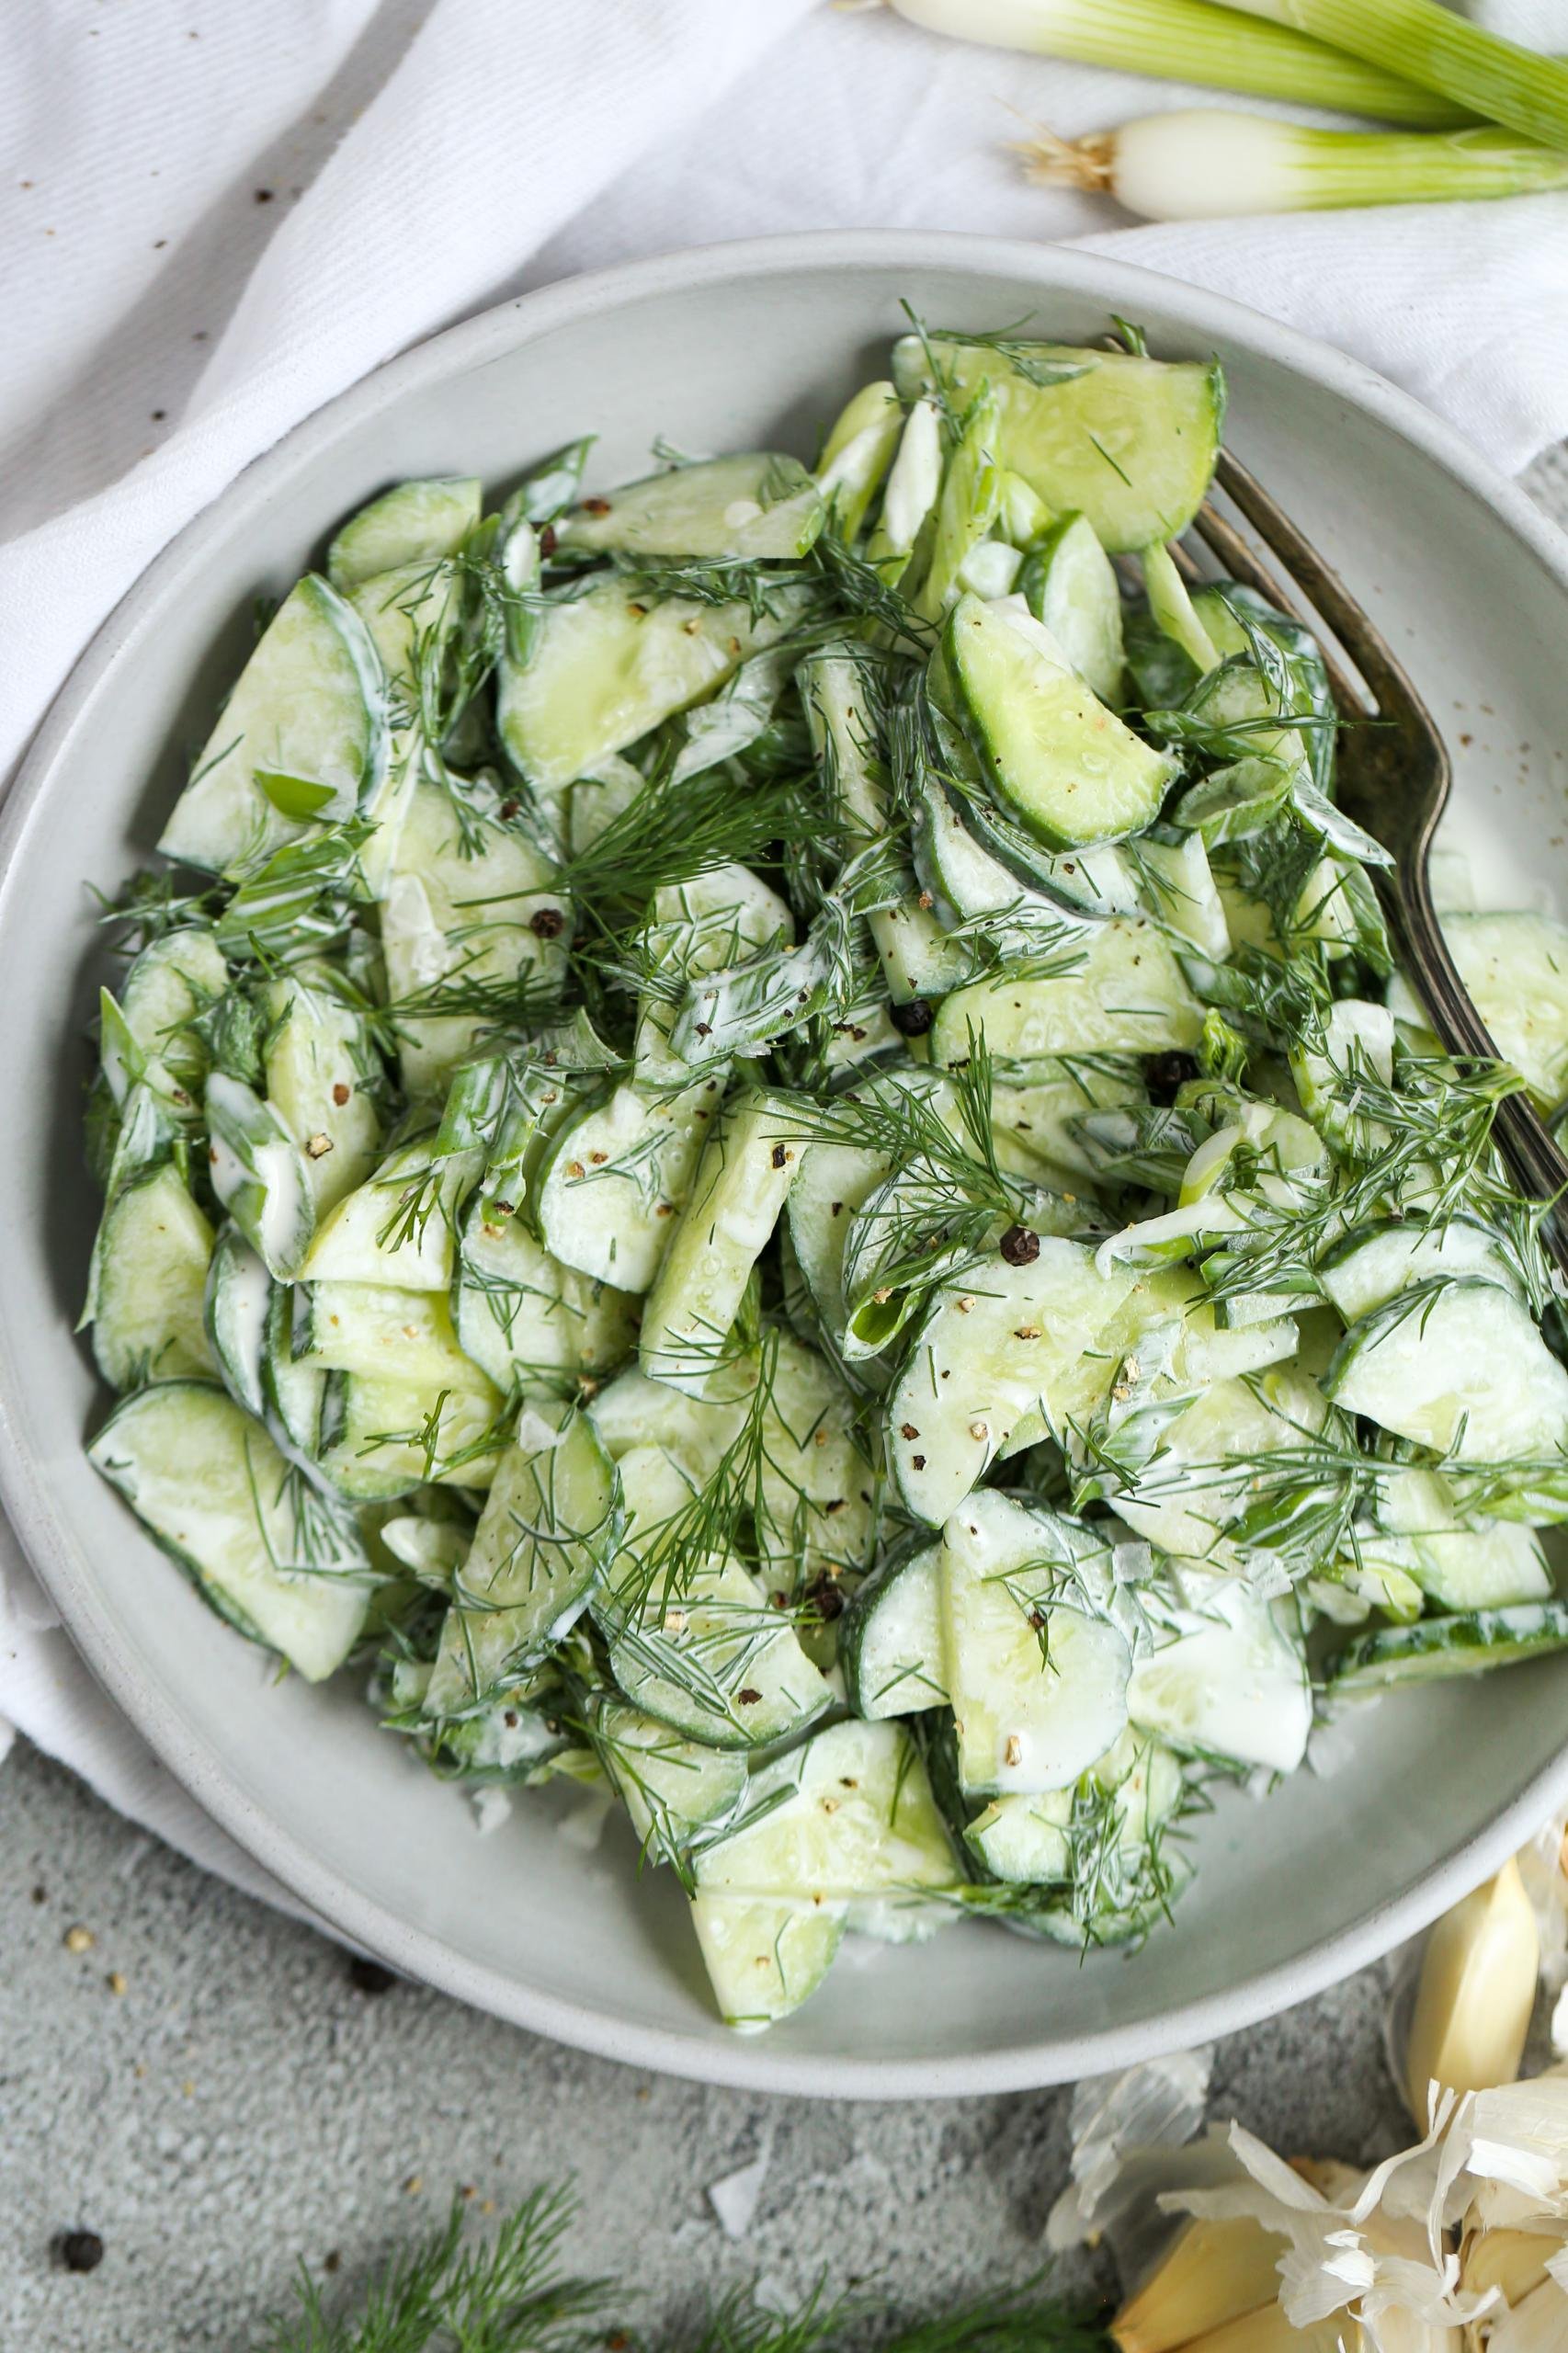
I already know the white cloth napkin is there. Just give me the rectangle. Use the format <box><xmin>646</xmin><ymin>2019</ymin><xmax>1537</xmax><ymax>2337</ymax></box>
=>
<box><xmin>3</xmin><ymin>0</ymin><xmax>1566</xmax><ymax>1915</ymax></box>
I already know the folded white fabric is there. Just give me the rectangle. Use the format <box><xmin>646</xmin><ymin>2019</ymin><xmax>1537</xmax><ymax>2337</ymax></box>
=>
<box><xmin>2</xmin><ymin>0</ymin><xmax>1564</xmax><ymax>1916</ymax></box>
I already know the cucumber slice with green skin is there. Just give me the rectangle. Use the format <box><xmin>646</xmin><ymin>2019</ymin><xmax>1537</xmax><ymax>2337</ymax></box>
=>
<box><xmin>452</xmin><ymin>1197</ymin><xmax>638</xmax><ymax>1397</ymax></box>
<box><xmin>1325</xmin><ymin>1278</ymin><xmax>1568</xmax><ymax>1463</ymax></box>
<box><xmin>814</xmin><ymin>378</ymin><xmax>903</xmax><ymax>542</ymax></box>
<box><xmin>785</xmin><ymin>1132</ymin><xmax>892</xmax><ymax>1347</ymax></box>
<box><xmin>886</xmin><ymin>1242</ymin><xmax>1136</xmax><ymax>1524</ymax></box>
<box><xmin>965</xmin><ymin>1790</ymin><xmax>1072</xmax><ymax>1884</ymax></box>
<box><xmin>1134</xmin><ymin>831</ymin><xmax>1232</xmax><ymax>961</ymax></box>
<box><xmin>326</xmin><ymin>476</ymin><xmax>482</xmax><ymax>591</ymax></box>
<box><xmin>592</xmin><ymin>1695</ymin><xmax>747</xmax><ymax>1866</ymax></box>
<box><xmin>300</xmin><ymin>1279</ymin><xmax>501</xmax><ymax>1401</ymax></box>
<box><xmin>558</xmin><ymin>452</ymin><xmax>824</xmax><ymax>561</ymax></box>
<box><xmin>991</xmin><ymin>1058</ymin><xmax>1144</xmax><ymax>1186</ymax></box>
<box><xmin>1017</xmin><ymin>513</ymin><xmax>1124</xmax><ymax>704</ymax></box>
<box><xmin>688</xmin><ymin>1893</ymin><xmax>845</xmax><ymax>2031</ymax></box>
<box><xmin>301</xmin><ymin>1136</ymin><xmax>473</xmax><ymax>1293</ymax></box>
<box><xmin>204</xmin><ymin>1070</ymin><xmax>315</xmax><ymax>1280</ymax></box>
<box><xmin>318</xmin><ymin>1372</ymin><xmax>503</xmax><ymax>1500</ymax></box>
<box><xmin>1140</xmin><ymin>541</ymin><xmax>1220</xmax><ymax>677</ymax></box>
<box><xmin>1107</xmin><ymin>1366</ymin><xmax>1329</xmax><ymax>1572</ymax></box>
<box><xmin>1331</xmin><ymin>1603</ymin><xmax>1568</xmax><ymax>1693</ymax></box>
<box><xmin>262</xmin><ymin>967</ymin><xmax>382</xmax><ymax>1215</ymax></box>
<box><xmin>1369</xmin><ymin>1468</ymin><xmax>1552</xmax><ymax>1611</ymax></box>
<box><xmin>948</xmin><ymin>596</ymin><xmax>1175</xmax><ymax>850</ymax></box>
<box><xmin>203</xmin><ymin>1224</ymin><xmax>272</xmax><ymax>1418</ymax></box>
<box><xmin>1290</xmin><ymin>997</ymin><xmax>1394</xmax><ymax>1158</ymax></box>
<box><xmin>380</xmin><ymin>779</ymin><xmax>568</xmax><ymax>1107</ymax></box>
<box><xmin>940</xmin><ymin>1493</ymin><xmax>1131</xmax><ymax>1799</ymax></box>
<box><xmin>535</xmin><ymin>1074</ymin><xmax>723</xmax><ymax>1296</ymax></box>
<box><xmin>1191</xmin><ymin>580</ymin><xmax>1337</xmax><ymax>797</ymax></box>
<box><xmin>866</xmin><ymin>398</ymin><xmax>943</xmax><ymax>584</ymax></box>
<box><xmin>379</xmin><ymin>1512</ymin><xmax>472</xmax><ymax>1587</ymax></box>
<box><xmin>159</xmin><ymin>575</ymin><xmax>390</xmax><ymax>876</ymax></box>
<box><xmin>1388</xmin><ymin>910</ymin><xmax>1568</xmax><ymax>1113</ymax></box>
<box><xmin>753</xmin><ymin>1330</ymin><xmax>881</xmax><ymax>1587</ymax></box>
<box><xmin>931</xmin><ymin>916</ymin><xmax>1203</xmax><ymax>1066</ymax></box>
<box><xmin>426</xmin><ymin>1410</ymin><xmax>620</xmax><ymax>1711</ymax></box>
<box><xmin>640</xmin><ymin>1094</ymin><xmax>801</xmax><ymax>1395</ymax></box>
<box><xmin>262</xmin><ymin>1283</ymin><xmax>329</xmax><ymax>1460</ymax></box>
<box><xmin>89</xmin><ymin>1164</ymin><xmax>216</xmax><ymax>1392</ymax></box>
<box><xmin>1129</xmin><ymin>1567</ymin><xmax>1311</xmax><ymax>1774</ymax></box>
<box><xmin>1318</xmin><ymin>1216</ymin><xmax>1516</xmax><ymax>1325</ymax></box>
<box><xmin>497</xmin><ymin>577</ymin><xmax>802</xmax><ymax>796</ymax></box>
<box><xmin>892</xmin><ymin>335</ymin><xmax>1223</xmax><ymax>552</ymax></box>
<box><xmin>88</xmin><ymin>1381</ymin><xmax>370</xmax><ymax>1681</ymax></box>
<box><xmin>107</xmin><ymin>927</ymin><xmax>228</xmax><ymax>1112</ymax></box>
<box><xmin>841</xmin><ymin>1539</ymin><xmax>948</xmax><ymax>1720</ymax></box>
<box><xmin>588</xmin><ymin>1369</ymin><xmax>745</xmax><ymax>1483</ymax></box>
<box><xmin>952</xmin><ymin>785</ymin><xmax>1142</xmax><ymax>916</ymax></box>
<box><xmin>915</xmin><ymin>383</ymin><xmax>1003</xmax><ymax>623</ymax></box>
<box><xmin>908</xmin><ymin>770</ymin><xmax>1096</xmax><ymax>962</ymax></box>
<box><xmin>601</xmin><ymin>1549</ymin><xmax>833</xmax><ymax>1752</ymax></box>
<box><xmin>692</xmin><ymin>1718</ymin><xmax>959</xmax><ymax>1903</ymax></box>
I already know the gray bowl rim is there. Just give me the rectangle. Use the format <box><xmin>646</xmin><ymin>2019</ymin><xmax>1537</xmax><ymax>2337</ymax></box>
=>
<box><xmin>7</xmin><ymin>226</ymin><xmax>1568</xmax><ymax>2098</ymax></box>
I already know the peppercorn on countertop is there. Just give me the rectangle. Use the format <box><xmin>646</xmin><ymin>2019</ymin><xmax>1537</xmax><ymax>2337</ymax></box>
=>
<box><xmin>5</xmin><ymin>441</ymin><xmax>1567</xmax><ymax>2352</ymax></box>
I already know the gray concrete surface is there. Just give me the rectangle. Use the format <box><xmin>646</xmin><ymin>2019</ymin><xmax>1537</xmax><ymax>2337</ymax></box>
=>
<box><xmin>3</xmin><ymin>445</ymin><xmax>1563</xmax><ymax>2353</ymax></box>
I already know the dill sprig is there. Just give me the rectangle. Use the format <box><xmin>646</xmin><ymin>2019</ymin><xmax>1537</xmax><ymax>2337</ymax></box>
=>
<box><xmin>560</xmin><ymin>759</ymin><xmax>824</xmax><ymax>914</ymax></box>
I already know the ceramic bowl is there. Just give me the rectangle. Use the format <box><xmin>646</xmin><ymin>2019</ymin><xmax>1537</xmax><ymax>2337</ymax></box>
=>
<box><xmin>8</xmin><ymin>232</ymin><xmax>1568</xmax><ymax>2096</ymax></box>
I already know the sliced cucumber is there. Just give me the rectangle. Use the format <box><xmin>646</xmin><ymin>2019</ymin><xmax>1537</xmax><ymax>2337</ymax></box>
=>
<box><xmin>559</xmin><ymin>452</ymin><xmax>824</xmax><ymax>561</ymax></box>
<box><xmin>909</xmin><ymin>768</ymin><xmax>1096</xmax><ymax>958</ymax></box>
<box><xmin>326</xmin><ymin>476</ymin><xmax>481</xmax><ymax>591</ymax></box>
<box><xmin>317</xmin><ymin>1372</ymin><xmax>503</xmax><ymax>1500</ymax></box>
<box><xmin>1017</xmin><ymin>513</ymin><xmax>1123</xmax><ymax>704</ymax></box>
<box><xmin>930</xmin><ymin>916</ymin><xmax>1202</xmax><ymax>1065</ymax></box>
<box><xmin>89</xmin><ymin>1164</ymin><xmax>216</xmax><ymax>1391</ymax></box>
<box><xmin>635</xmin><ymin>862</ymin><xmax>793</xmax><ymax>1077</ymax></box>
<box><xmin>965</xmin><ymin>1790</ymin><xmax>1072</xmax><ymax>1884</ymax></box>
<box><xmin>1325</xmin><ymin>1278</ymin><xmax>1568</xmax><ymax>1463</ymax></box>
<box><xmin>886</xmin><ymin>1241</ymin><xmax>1136</xmax><ymax>1523</ymax></box>
<box><xmin>204</xmin><ymin>1070</ymin><xmax>315</xmax><ymax>1279</ymax></box>
<box><xmin>688</xmin><ymin>1893</ymin><xmax>845</xmax><ymax>2031</ymax></box>
<box><xmin>452</xmin><ymin>1198</ymin><xmax>637</xmax><ymax>1396</ymax></box>
<box><xmin>263</xmin><ymin>1284</ymin><xmax>328</xmax><ymax>1458</ymax></box>
<box><xmin>1107</xmin><ymin>1365</ymin><xmax>1329</xmax><ymax>1570</ymax></box>
<box><xmin>88</xmin><ymin>1381</ymin><xmax>369</xmax><ymax>1680</ymax></box>
<box><xmin>108</xmin><ymin>926</ymin><xmax>228</xmax><ymax>1110</ymax></box>
<box><xmin>202</xmin><ymin>1223</ymin><xmax>272</xmax><ymax>1417</ymax></box>
<box><xmin>892</xmin><ymin>336</ymin><xmax>1223</xmax><ymax>552</ymax></box>
<box><xmin>300</xmin><ymin>1279</ymin><xmax>501</xmax><ymax>1400</ymax></box>
<box><xmin>1388</xmin><ymin>910</ymin><xmax>1568</xmax><ymax>1112</ymax></box>
<box><xmin>535</xmin><ymin>1075</ymin><xmax>722</xmax><ymax>1295</ymax></box>
<box><xmin>301</xmin><ymin>1136</ymin><xmax>470</xmax><ymax>1292</ymax></box>
<box><xmin>1370</xmin><ymin>1468</ymin><xmax>1552</xmax><ymax>1611</ymax></box>
<box><xmin>991</xmin><ymin>1058</ymin><xmax>1143</xmax><ymax>1185</ymax></box>
<box><xmin>866</xmin><ymin>398</ymin><xmax>943</xmax><ymax>584</ymax></box>
<box><xmin>1332</xmin><ymin>1602</ymin><xmax>1568</xmax><ymax>1692</ymax></box>
<box><xmin>587</xmin><ymin>1369</ymin><xmax>744</xmax><ymax>1483</ymax></box>
<box><xmin>426</xmin><ymin>1410</ymin><xmax>619</xmax><ymax>1711</ymax></box>
<box><xmin>262</xmin><ymin>967</ymin><xmax>381</xmax><ymax>1214</ymax></box>
<box><xmin>941</xmin><ymin>1492</ymin><xmax>1130</xmax><ymax>1798</ymax></box>
<box><xmin>1318</xmin><ymin>1216</ymin><xmax>1515</xmax><ymax>1324</ymax></box>
<box><xmin>1134</xmin><ymin>831</ymin><xmax>1231</xmax><ymax>960</ymax></box>
<box><xmin>1290</xmin><ymin>998</ymin><xmax>1394</xmax><ymax>1158</ymax></box>
<box><xmin>593</xmin><ymin>1695</ymin><xmax>747</xmax><ymax>1865</ymax></box>
<box><xmin>640</xmin><ymin>1094</ymin><xmax>801</xmax><ymax>1395</ymax></box>
<box><xmin>754</xmin><ymin>1330</ymin><xmax>881</xmax><ymax>1586</ymax></box>
<box><xmin>600</xmin><ymin>1550</ymin><xmax>832</xmax><ymax>1752</ymax></box>
<box><xmin>785</xmin><ymin>1131</ymin><xmax>892</xmax><ymax>1347</ymax></box>
<box><xmin>1129</xmin><ymin>1567</ymin><xmax>1311</xmax><ymax>1774</ymax></box>
<box><xmin>915</xmin><ymin>383</ymin><xmax>1002</xmax><ymax>622</ymax></box>
<box><xmin>159</xmin><ymin>576</ymin><xmax>389</xmax><ymax>875</ymax></box>
<box><xmin>498</xmin><ymin>578</ymin><xmax>801</xmax><ymax>795</ymax></box>
<box><xmin>840</xmin><ymin>1540</ymin><xmax>947</xmax><ymax>1719</ymax></box>
<box><xmin>692</xmin><ymin>1718</ymin><xmax>958</xmax><ymax>1903</ymax></box>
<box><xmin>380</xmin><ymin>778</ymin><xmax>567</xmax><ymax>1106</ymax></box>
<box><xmin>947</xmin><ymin>597</ymin><xmax>1174</xmax><ymax>849</ymax></box>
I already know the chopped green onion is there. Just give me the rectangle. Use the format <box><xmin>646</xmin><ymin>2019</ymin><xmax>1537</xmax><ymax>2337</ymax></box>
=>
<box><xmin>1019</xmin><ymin>110</ymin><xmax>1568</xmax><ymax>219</ymax></box>
<box><xmin>1224</xmin><ymin>0</ymin><xmax>1568</xmax><ymax>153</ymax></box>
<box><xmin>881</xmin><ymin>0</ymin><xmax>1472</xmax><ymax>127</ymax></box>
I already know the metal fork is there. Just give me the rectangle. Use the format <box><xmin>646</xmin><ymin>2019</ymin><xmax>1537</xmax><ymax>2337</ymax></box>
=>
<box><xmin>1181</xmin><ymin>450</ymin><xmax>1568</xmax><ymax>1266</ymax></box>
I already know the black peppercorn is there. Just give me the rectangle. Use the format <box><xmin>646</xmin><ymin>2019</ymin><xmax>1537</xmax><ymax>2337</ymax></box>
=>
<box><xmin>1143</xmin><ymin>1050</ymin><xmax>1200</xmax><ymax>1107</ymax></box>
<box><xmin>57</xmin><ymin>2231</ymin><xmax>104</xmax><ymax>2274</ymax></box>
<box><xmin>999</xmin><ymin>1223</ymin><xmax>1040</xmax><ymax>1267</ymax></box>
<box><xmin>889</xmin><ymin>997</ymin><xmax>933</xmax><ymax>1038</ymax></box>
<box><xmin>348</xmin><ymin>1956</ymin><xmax>396</xmax><ymax>1995</ymax></box>
<box><xmin>529</xmin><ymin>905</ymin><xmax>566</xmax><ymax>940</ymax></box>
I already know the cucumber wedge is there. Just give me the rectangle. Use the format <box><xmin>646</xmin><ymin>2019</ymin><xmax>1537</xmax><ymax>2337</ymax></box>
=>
<box><xmin>593</xmin><ymin>1695</ymin><xmax>747</xmax><ymax>1865</ymax></box>
<box><xmin>317</xmin><ymin>1373</ymin><xmax>504</xmax><ymax>1500</ymax></box>
<box><xmin>202</xmin><ymin>1223</ymin><xmax>272</xmax><ymax>1417</ymax></box>
<box><xmin>1017</xmin><ymin>513</ymin><xmax>1124</xmax><ymax>704</ymax></box>
<box><xmin>301</xmin><ymin>1280</ymin><xmax>501</xmax><ymax>1400</ymax></box>
<box><xmin>892</xmin><ymin>335</ymin><xmax>1223</xmax><ymax>552</ymax></box>
<box><xmin>204</xmin><ymin>1071</ymin><xmax>315</xmax><ymax>1280</ymax></box>
<box><xmin>108</xmin><ymin>927</ymin><xmax>228</xmax><ymax>1111</ymax></box>
<box><xmin>301</xmin><ymin>1137</ymin><xmax>471</xmax><ymax>1293</ymax></box>
<box><xmin>88</xmin><ymin>1381</ymin><xmax>370</xmax><ymax>1680</ymax></box>
<box><xmin>639</xmin><ymin>1094</ymin><xmax>801</xmax><ymax>1395</ymax></box>
<box><xmin>326</xmin><ymin>476</ymin><xmax>481</xmax><ymax>591</ymax></box>
<box><xmin>915</xmin><ymin>384</ymin><xmax>1002</xmax><ymax>622</ymax></box>
<box><xmin>689</xmin><ymin>1893</ymin><xmax>845</xmax><ymax>2031</ymax></box>
<box><xmin>89</xmin><ymin>1164</ymin><xmax>216</xmax><ymax>1392</ymax></box>
<box><xmin>262</xmin><ymin>967</ymin><xmax>381</xmax><ymax>1214</ymax></box>
<box><xmin>692</xmin><ymin>1719</ymin><xmax>958</xmax><ymax>1904</ymax></box>
<box><xmin>452</xmin><ymin>1199</ymin><xmax>638</xmax><ymax>1397</ymax></box>
<box><xmin>1388</xmin><ymin>910</ymin><xmax>1568</xmax><ymax>1112</ymax></box>
<box><xmin>1325</xmin><ymin>1278</ymin><xmax>1568</xmax><ymax>1462</ymax></box>
<box><xmin>535</xmin><ymin>1076</ymin><xmax>722</xmax><ymax>1295</ymax></box>
<box><xmin>1370</xmin><ymin>1468</ymin><xmax>1552</xmax><ymax>1611</ymax></box>
<box><xmin>160</xmin><ymin>575</ymin><xmax>389</xmax><ymax>875</ymax></box>
<box><xmin>559</xmin><ymin>453</ymin><xmax>824</xmax><ymax>560</ymax></box>
<box><xmin>426</xmin><ymin>1410</ymin><xmax>619</xmax><ymax>1711</ymax></box>
<box><xmin>814</xmin><ymin>378</ymin><xmax>903</xmax><ymax>541</ymax></box>
<box><xmin>1331</xmin><ymin>1603</ymin><xmax>1568</xmax><ymax>1693</ymax></box>
<box><xmin>1129</xmin><ymin>1568</ymin><xmax>1310</xmax><ymax>1774</ymax></box>
<box><xmin>1318</xmin><ymin>1216</ymin><xmax>1515</xmax><ymax>1324</ymax></box>
<box><xmin>498</xmin><ymin>578</ymin><xmax>801</xmax><ymax>795</ymax></box>
<box><xmin>941</xmin><ymin>1493</ymin><xmax>1130</xmax><ymax>1798</ymax></box>
<box><xmin>841</xmin><ymin>1539</ymin><xmax>948</xmax><ymax>1720</ymax></box>
<box><xmin>947</xmin><ymin>596</ymin><xmax>1174</xmax><ymax>849</ymax></box>
<box><xmin>931</xmin><ymin>915</ymin><xmax>1202</xmax><ymax>1067</ymax></box>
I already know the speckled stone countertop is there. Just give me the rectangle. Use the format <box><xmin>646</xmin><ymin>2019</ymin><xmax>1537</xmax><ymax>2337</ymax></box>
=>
<box><xmin>4</xmin><ymin>444</ymin><xmax>1564</xmax><ymax>2353</ymax></box>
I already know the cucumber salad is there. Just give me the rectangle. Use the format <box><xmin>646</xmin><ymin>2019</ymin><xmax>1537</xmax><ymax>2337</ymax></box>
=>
<box><xmin>84</xmin><ymin>316</ymin><xmax>1568</xmax><ymax>2031</ymax></box>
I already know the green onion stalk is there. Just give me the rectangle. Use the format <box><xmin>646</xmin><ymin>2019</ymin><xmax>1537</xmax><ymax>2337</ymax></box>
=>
<box><xmin>1223</xmin><ymin>0</ymin><xmax>1568</xmax><ymax>151</ymax></box>
<box><xmin>880</xmin><ymin>0</ymin><xmax>1473</xmax><ymax>126</ymax></box>
<box><xmin>1019</xmin><ymin>110</ymin><xmax>1568</xmax><ymax>219</ymax></box>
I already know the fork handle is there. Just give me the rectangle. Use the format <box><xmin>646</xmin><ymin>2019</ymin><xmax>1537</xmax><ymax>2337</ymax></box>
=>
<box><xmin>1381</xmin><ymin>860</ymin><xmax>1568</xmax><ymax>1262</ymax></box>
